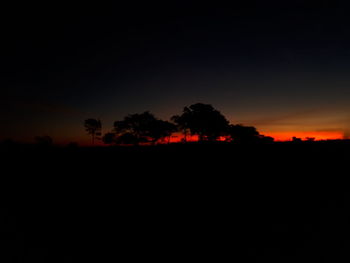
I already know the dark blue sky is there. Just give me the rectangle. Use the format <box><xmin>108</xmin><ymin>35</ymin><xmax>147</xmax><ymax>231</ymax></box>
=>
<box><xmin>2</xmin><ymin>1</ymin><xmax>350</xmax><ymax>143</ymax></box>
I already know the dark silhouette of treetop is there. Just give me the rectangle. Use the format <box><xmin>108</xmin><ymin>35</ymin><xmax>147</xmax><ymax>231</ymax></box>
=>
<box><xmin>228</xmin><ymin>125</ymin><xmax>259</xmax><ymax>142</ymax></box>
<box><xmin>113</xmin><ymin>111</ymin><xmax>176</xmax><ymax>145</ymax></box>
<box><xmin>102</xmin><ymin>132</ymin><xmax>116</xmax><ymax>145</ymax></box>
<box><xmin>149</xmin><ymin>119</ymin><xmax>177</xmax><ymax>144</ymax></box>
<box><xmin>172</xmin><ymin>103</ymin><xmax>229</xmax><ymax>141</ymax></box>
<box><xmin>228</xmin><ymin>124</ymin><xmax>274</xmax><ymax>143</ymax></box>
<box><xmin>93</xmin><ymin>102</ymin><xmax>273</xmax><ymax>146</ymax></box>
<box><xmin>84</xmin><ymin>118</ymin><xmax>102</xmax><ymax>145</ymax></box>
<box><xmin>114</xmin><ymin>111</ymin><xmax>156</xmax><ymax>145</ymax></box>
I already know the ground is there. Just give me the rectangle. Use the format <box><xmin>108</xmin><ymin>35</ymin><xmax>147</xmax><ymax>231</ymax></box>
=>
<box><xmin>1</xmin><ymin>141</ymin><xmax>350</xmax><ymax>262</ymax></box>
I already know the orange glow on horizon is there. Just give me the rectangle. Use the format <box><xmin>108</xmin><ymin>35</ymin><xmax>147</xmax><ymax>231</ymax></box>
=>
<box><xmin>168</xmin><ymin>131</ymin><xmax>344</xmax><ymax>143</ymax></box>
<box><xmin>69</xmin><ymin>130</ymin><xmax>345</xmax><ymax>146</ymax></box>
<box><xmin>263</xmin><ymin>131</ymin><xmax>344</xmax><ymax>141</ymax></box>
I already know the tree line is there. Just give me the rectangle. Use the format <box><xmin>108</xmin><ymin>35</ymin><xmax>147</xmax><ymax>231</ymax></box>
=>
<box><xmin>84</xmin><ymin>103</ymin><xmax>274</xmax><ymax>145</ymax></box>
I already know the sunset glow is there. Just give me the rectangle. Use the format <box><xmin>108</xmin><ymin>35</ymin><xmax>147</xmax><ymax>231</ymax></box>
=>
<box><xmin>3</xmin><ymin>3</ymin><xmax>350</xmax><ymax>146</ymax></box>
<box><xmin>263</xmin><ymin>131</ymin><xmax>344</xmax><ymax>141</ymax></box>
<box><xmin>163</xmin><ymin>130</ymin><xmax>345</xmax><ymax>144</ymax></box>
<box><xmin>4</xmin><ymin>3</ymin><xmax>350</xmax><ymax>261</ymax></box>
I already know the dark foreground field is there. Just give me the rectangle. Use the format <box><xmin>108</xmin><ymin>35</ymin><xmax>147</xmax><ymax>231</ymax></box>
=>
<box><xmin>1</xmin><ymin>141</ymin><xmax>350</xmax><ymax>262</ymax></box>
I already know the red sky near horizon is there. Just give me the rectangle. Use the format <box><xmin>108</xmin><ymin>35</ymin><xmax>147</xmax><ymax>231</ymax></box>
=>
<box><xmin>166</xmin><ymin>131</ymin><xmax>344</xmax><ymax>143</ymax></box>
<box><xmin>262</xmin><ymin>130</ymin><xmax>344</xmax><ymax>141</ymax></box>
<box><xmin>75</xmin><ymin>132</ymin><xmax>344</xmax><ymax>146</ymax></box>
<box><xmin>2</xmin><ymin>99</ymin><xmax>348</xmax><ymax>146</ymax></box>
<box><xmin>4</xmin><ymin>3</ymin><xmax>350</xmax><ymax>147</ymax></box>
<box><xmin>90</xmin><ymin>130</ymin><xmax>342</xmax><ymax>146</ymax></box>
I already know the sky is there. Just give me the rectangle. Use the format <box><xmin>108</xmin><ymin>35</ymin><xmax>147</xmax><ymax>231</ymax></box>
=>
<box><xmin>2</xmin><ymin>1</ymin><xmax>350</xmax><ymax>144</ymax></box>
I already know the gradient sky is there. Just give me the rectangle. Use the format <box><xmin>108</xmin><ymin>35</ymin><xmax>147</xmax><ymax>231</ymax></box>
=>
<box><xmin>2</xmin><ymin>1</ymin><xmax>350</xmax><ymax>144</ymax></box>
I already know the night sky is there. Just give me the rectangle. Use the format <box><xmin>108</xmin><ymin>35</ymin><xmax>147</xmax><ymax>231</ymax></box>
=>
<box><xmin>2</xmin><ymin>1</ymin><xmax>350</xmax><ymax>144</ymax></box>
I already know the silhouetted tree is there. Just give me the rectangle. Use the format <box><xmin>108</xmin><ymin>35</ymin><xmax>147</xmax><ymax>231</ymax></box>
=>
<box><xmin>115</xmin><ymin>133</ymin><xmax>140</xmax><ymax>145</ymax></box>
<box><xmin>84</xmin><ymin>119</ymin><xmax>102</xmax><ymax>145</ymax></box>
<box><xmin>102</xmin><ymin>132</ymin><xmax>116</xmax><ymax>145</ymax></box>
<box><xmin>171</xmin><ymin>113</ymin><xmax>190</xmax><ymax>142</ymax></box>
<box><xmin>149</xmin><ymin>119</ymin><xmax>177</xmax><ymax>144</ymax></box>
<box><xmin>172</xmin><ymin>103</ymin><xmax>229</xmax><ymax>142</ymax></box>
<box><xmin>228</xmin><ymin>124</ymin><xmax>274</xmax><ymax>143</ymax></box>
<box><xmin>114</xmin><ymin>111</ymin><xmax>176</xmax><ymax>145</ymax></box>
<box><xmin>228</xmin><ymin>124</ymin><xmax>260</xmax><ymax>143</ymax></box>
<box><xmin>259</xmin><ymin>135</ymin><xmax>274</xmax><ymax>143</ymax></box>
<box><xmin>292</xmin><ymin>137</ymin><xmax>302</xmax><ymax>142</ymax></box>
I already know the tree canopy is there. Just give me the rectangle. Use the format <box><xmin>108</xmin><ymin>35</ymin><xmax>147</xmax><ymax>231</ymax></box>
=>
<box><xmin>113</xmin><ymin>111</ymin><xmax>176</xmax><ymax>145</ymax></box>
<box><xmin>91</xmin><ymin>102</ymin><xmax>273</xmax><ymax>146</ymax></box>
<box><xmin>228</xmin><ymin>124</ymin><xmax>274</xmax><ymax>143</ymax></box>
<box><xmin>172</xmin><ymin>103</ymin><xmax>229</xmax><ymax>141</ymax></box>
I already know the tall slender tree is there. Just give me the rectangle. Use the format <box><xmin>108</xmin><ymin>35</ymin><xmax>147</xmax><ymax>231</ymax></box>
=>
<box><xmin>84</xmin><ymin>119</ymin><xmax>102</xmax><ymax>145</ymax></box>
